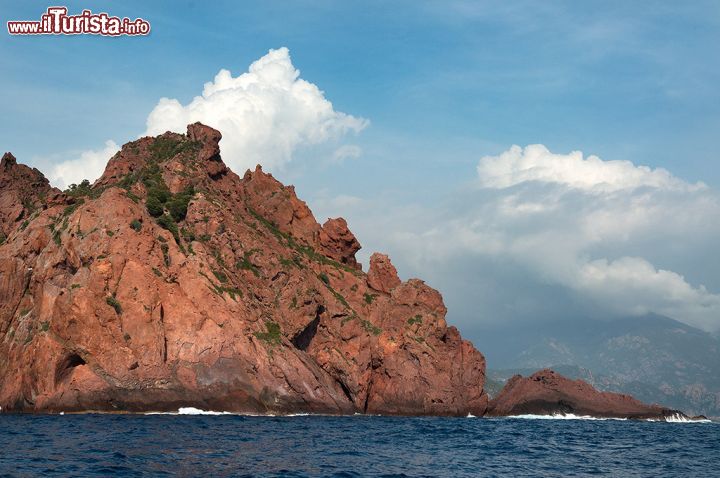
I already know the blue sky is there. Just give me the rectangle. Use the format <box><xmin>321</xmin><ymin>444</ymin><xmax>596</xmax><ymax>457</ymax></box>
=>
<box><xmin>2</xmin><ymin>1</ymin><xmax>720</xmax><ymax>341</ymax></box>
<box><xmin>3</xmin><ymin>1</ymin><xmax>719</xmax><ymax>183</ymax></box>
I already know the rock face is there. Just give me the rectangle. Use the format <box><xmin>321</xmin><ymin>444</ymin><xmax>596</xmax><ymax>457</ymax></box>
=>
<box><xmin>0</xmin><ymin>123</ymin><xmax>488</xmax><ymax>415</ymax></box>
<box><xmin>487</xmin><ymin>369</ymin><xmax>694</xmax><ymax>420</ymax></box>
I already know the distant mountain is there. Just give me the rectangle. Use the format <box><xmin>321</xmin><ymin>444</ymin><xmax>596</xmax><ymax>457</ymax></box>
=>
<box><xmin>478</xmin><ymin>314</ymin><xmax>720</xmax><ymax>417</ymax></box>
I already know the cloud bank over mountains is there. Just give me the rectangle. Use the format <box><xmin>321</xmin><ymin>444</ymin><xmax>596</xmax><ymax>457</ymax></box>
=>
<box><xmin>472</xmin><ymin>145</ymin><xmax>719</xmax><ymax>331</ymax></box>
<box><xmin>49</xmin><ymin>47</ymin><xmax>367</xmax><ymax>189</ymax></box>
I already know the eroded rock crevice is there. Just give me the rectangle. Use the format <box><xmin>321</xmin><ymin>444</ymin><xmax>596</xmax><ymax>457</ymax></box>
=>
<box><xmin>291</xmin><ymin>305</ymin><xmax>324</xmax><ymax>351</ymax></box>
<box><xmin>335</xmin><ymin>377</ymin><xmax>354</xmax><ymax>404</ymax></box>
<box><xmin>54</xmin><ymin>353</ymin><xmax>86</xmax><ymax>384</ymax></box>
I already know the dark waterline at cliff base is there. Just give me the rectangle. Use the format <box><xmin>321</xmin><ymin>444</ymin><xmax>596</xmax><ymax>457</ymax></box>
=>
<box><xmin>1</xmin><ymin>415</ymin><xmax>718</xmax><ymax>477</ymax></box>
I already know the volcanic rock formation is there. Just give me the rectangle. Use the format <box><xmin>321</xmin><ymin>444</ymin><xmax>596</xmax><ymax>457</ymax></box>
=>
<box><xmin>487</xmin><ymin>369</ymin><xmax>699</xmax><ymax>420</ymax></box>
<box><xmin>0</xmin><ymin>123</ymin><xmax>488</xmax><ymax>415</ymax></box>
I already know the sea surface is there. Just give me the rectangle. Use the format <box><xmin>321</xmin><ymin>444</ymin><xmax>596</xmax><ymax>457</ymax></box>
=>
<box><xmin>1</xmin><ymin>412</ymin><xmax>718</xmax><ymax>477</ymax></box>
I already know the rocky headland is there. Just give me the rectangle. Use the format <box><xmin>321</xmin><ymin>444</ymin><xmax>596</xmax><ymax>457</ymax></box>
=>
<box><xmin>0</xmin><ymin>124</ymin><xmax>487</xmax><ymax>415</ymax></box>
<box><xmin>0</xmin><ymin>124</ymin><xmax>698</xmax><ymax>421</ymax></box>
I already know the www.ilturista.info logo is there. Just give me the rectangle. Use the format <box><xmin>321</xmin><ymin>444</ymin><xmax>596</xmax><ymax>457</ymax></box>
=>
<box><xmin>7</xmin><ymin>7</ymin><xmax>150</xmax><ymax>36</ymax></box>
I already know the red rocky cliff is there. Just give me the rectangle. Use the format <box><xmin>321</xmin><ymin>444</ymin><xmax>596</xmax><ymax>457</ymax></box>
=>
<box><xmin>0</xmin><ymin>124</ymin><xmax>488</xmax><ymax>415</ymax></box>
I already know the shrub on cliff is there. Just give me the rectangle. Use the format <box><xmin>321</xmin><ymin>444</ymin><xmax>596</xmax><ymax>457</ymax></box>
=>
<box><xmin>130</xmin><ymin>219</ymin><xmax>142</xmax><ymax>232</ymax></box>
<box><xmin>146</xmin><ymin>196</ymin><xmax>164</xmax><ymax>218</ymax></box>
<box><xmin>166</xmin><ymin>185</ymin><xmax>195</xmax><ymax>222</ymax></box>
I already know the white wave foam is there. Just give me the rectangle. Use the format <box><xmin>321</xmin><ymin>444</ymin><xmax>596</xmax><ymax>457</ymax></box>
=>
<box><xmin>467</xmin><ymin>413</ymin><xmax>477</xmax><ymax>418</ymax></box>
<box><xmin>145</xmin><ymin>408</ymin><xmax>319</xmax><ymax>417</ymax></box>
<box><xmin>178</xmin><ymin>407</ymin><xmax>233</xmax><ymax>415</ymax></box>
<box><xmin>507</xmin><ymin>413</ymin><xmax>627</xmax><ymax>421</ymax></box>
<box><xmin>145</xmin><ymin>407</ymin><xmax>234</xmax><ymax>416</ymax></box>
<box><xmin>507</xmin><ymin>412</ymin><xmax>713</xmax><ymax>423</ymax></box>
<box><xmin>663</xmin><ymin>413</ymin><xmax>712</xmax><ymax>424</ymax></box>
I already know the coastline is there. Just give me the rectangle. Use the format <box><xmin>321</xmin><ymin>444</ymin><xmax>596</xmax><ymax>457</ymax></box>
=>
<box><xmin>1</xmin><ymin>407</ymin><xmax>714</xmax><ymax>423</ymax></box>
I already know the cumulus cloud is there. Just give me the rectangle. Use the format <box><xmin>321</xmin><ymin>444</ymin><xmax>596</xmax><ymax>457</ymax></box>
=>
<box><xmin>477</xmin><ymin>144</ymin><xmax>706</xmax><ymax>192</ymax></box>
<box><xmin>46</xmin><ymin>48</ymin><xmax>367</xmax><ymax>189</ymax></box>
<box><xmin>144</xmin><ymin>47</ymin><xmax>368</xmax><ymax>172</ymax></box>
<box><xmin>342</xmin><ymin>145</ymin><xmax>720</xmax><ymax>331</ymax></box>
<box><xmin>49</xmin><ymin>140</ymin><xmax>120</xmax><ymax>190</ymax></box>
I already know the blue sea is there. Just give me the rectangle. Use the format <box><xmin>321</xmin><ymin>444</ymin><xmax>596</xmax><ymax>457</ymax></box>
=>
<box><xmin>0</xmin><ymin>413</ymin><xmax>718</xmax><ymax>477</ymax></box>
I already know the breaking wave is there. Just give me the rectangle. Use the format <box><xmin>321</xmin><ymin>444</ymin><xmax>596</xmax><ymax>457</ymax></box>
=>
<box><xmin>506</xmin><ymin>413</ymin><xmax>627</xmax><ymax>421</ymax></box>
<box><xmin>145</xmin><ymin>408</ymin><xmax>315</xmax><ymax>417</ymax></box>
<box><xmin>145</xmin><ymin>407</ymin><xmax>234</xmax><ymax>416</ymax></box>
<box><xmin>657</xmin><ymin>413</ymin><xmax>712</xmax><ymax>423</ymax></box>
<box><xmin>178</xmin><ymin>407</ymin><xmax>233</xmax><ymax>415</ymax></box>
<box><xmin>507</xmin><ymin>412</ymin><xmax>712</xmax><ymax>423</ymax></box>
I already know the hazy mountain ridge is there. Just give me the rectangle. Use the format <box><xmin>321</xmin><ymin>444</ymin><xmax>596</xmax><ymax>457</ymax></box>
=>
<box><xmin>481</xmin><ymin>314</ymin><xmax>720</xmax><ymax>417</ymax></box>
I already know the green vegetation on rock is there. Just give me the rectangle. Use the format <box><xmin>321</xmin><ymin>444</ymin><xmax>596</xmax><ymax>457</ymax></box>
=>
<box><xmin>236</xmin><ymin>250</ymin><xmax>260</xmax><ymax>277</ymax></box>
<box><xmin>407</xmin><ymin>315</ymin><xmax>423</xmax><ymax>325</ymax></box>
<box><xmin>361</xmin><ymin>319</ymin><xmax>382</xmax><ymax>336</ymax></box>
<box><xmin>254</xmin><ymin>321</ymin><xmax>282</xmax><ymax>345</ymax></box>
<box><xmin>364</xmin><ymin>293</ymin><xmax>378</xmax><ymax>305</ymax></box>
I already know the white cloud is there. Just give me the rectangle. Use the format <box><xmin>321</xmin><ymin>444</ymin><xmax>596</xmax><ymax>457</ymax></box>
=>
<box><xmin>49</xmin><ymin>140</ymin><xmax>120</xmax><ymax>190</ymax></box>
<box><xmin>144</xmin><ymin>47</ymin><xmax>368</xmax><ymax>172</ymax></box>
<box><xmin>479</xmin><ymin>148</ymin><xmax>720</xmax><ymax>329</ymax></box>
<box><xmin>477</xmin><ymin>144</ymin><xmax>706</xmax><ymax>192</ymax></box>
<box><xmin>576</xmin><ymin>257</ymin><xmax>720</xmax><ymax>325</ymax></box>
<box><xmin>331</xmin><ymin>144</ymin><xmax>362</xmax><ymax>163</ymax></box>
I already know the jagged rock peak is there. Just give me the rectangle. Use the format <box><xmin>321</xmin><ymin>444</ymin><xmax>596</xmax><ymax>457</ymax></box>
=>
<box><xmin>1</xmin><ymin>152</ymin><xmax>17</xmax><ymax>169</ymax></box>
<box><xmin>186</xmin><ymin>122</ymin><xmax>222</xmax><ymax>162</ymax></box>
<box><xmin>0</xmin><ymin>152</ymin><xmax>62</xmax><ymax>238</ymax></box>
<box><xmin>367</xmin><ymin>253</ymin><xmax>401</xmax><ymax>293</ymax></box>
<box><xmin>319</xmin><ymin>218</ymin><xmax>362</xmax><ymax>270</ymax></box>
<box><xmin>95</xmin><ymin>122</ymin><xmax>229</xmax><ymax>190</ymax></box>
